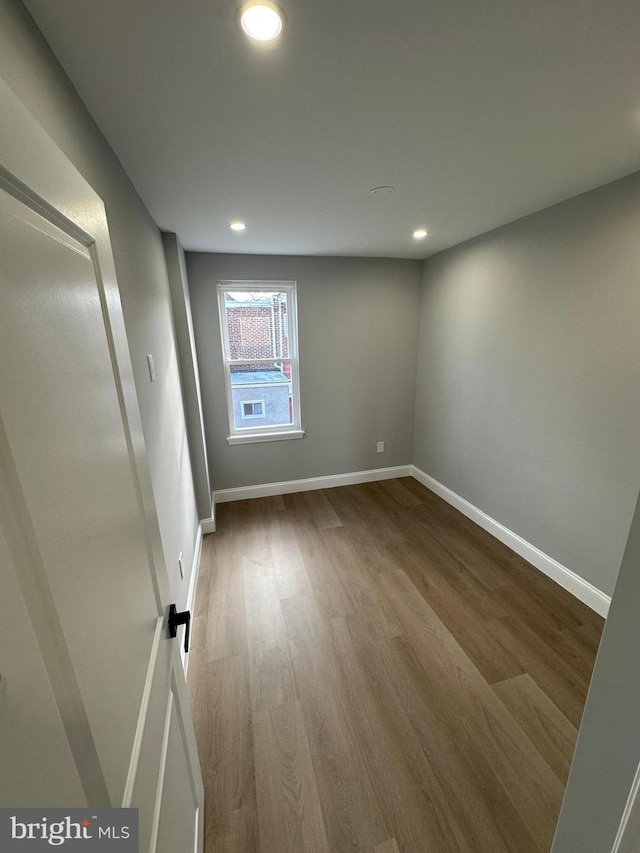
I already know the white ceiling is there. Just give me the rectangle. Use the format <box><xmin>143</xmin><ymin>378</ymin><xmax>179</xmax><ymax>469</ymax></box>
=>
<box><xmin>23</xmin><ymin>0</ymin><xmax>640</xmax><ymax>259</ymax></box>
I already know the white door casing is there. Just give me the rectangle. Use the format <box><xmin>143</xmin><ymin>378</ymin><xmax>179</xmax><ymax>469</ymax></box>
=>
<box><xmin>0</xmin><ymin>77</ymin><xmax>203</xmax><ymax>852</ymax></box>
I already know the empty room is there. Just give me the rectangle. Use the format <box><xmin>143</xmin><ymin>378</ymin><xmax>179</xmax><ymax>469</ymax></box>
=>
<box><xmin>1</xmin><ymin>0</ymin><xmax>640</xmax><ymax>851</ymax></box>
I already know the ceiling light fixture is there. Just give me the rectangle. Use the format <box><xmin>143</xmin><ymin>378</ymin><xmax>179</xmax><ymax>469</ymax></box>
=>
<box><xmin>229</xmin><ymin>221</ymin><xmax>246</xmax><ymax>231</ymax></box>
<box><xmin>370</xmin><ymin>186</ymin><xmax>395</xmax><ymax>197</ymax></box>
<box><xmin>240</xmin><ymin>2</ymin><xmax>284</xmax><ymax>41</ymax></box>
<box><xmin>413</xmin><ymin>228</ymin><xmax>429</xmax><ymax>239</ymax></box>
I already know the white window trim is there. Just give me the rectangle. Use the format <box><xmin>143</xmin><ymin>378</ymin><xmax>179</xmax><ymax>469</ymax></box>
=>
<box><xmin>227</xmin><ymin>430</ymin><xmax>305</xmax><ymax>446</ymax></box>
<box><xmin>217</xmin><ymin>280</ymin><xmax>304</xmax><ymax>444</ymax></box>
<box><xmin>241</xmin><ymin>399</ymin><xmax>266</xmax><ymax>419</ymax></box>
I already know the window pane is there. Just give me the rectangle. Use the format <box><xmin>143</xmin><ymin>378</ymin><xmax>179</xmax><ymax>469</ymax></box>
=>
<box><xmin>224</xmin><ymin>290</ymin><xmax>290</xmax><ymax>360</ymax></box>
<box><xmin>230</xmin><ymin>362</ymin><xmax>293</xmax><ymax>430</ymax></box>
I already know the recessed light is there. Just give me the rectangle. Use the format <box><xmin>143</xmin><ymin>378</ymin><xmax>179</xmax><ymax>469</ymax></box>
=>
<box><xmin>370</xmin><ymin>186</ymin><xmax>396</xmax><ymax>197</ymax></box>
<box><xmin>240</xmin><ymin>2</ymin><xmax>283</xmax><ymax>41</ymax></box>
<box><xmin>230</xmin><ymin>221</ymin><xmax>246</xmax><ymax>231</ymax></box>
<box><xmin>413</xmin><ymin>228</ymin><xmax>429</xmax><ymax>239</ymax></box>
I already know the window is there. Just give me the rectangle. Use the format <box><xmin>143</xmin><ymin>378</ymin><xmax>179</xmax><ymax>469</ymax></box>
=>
<box><xmin>241</xmin><ymin>400</ymin><xmax>265</xmax><ymax>419</ymax></box>
<box><xmin>217</xmin><ymin>281</ymin><xmax>304</xmax><ymax>444</ymax></box>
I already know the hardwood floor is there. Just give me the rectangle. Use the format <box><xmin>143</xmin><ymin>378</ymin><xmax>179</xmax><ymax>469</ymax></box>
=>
<box><xmin>187</xmin><ymin>478</ymin><xmax>604</xmax><ymax>853</ymax></box>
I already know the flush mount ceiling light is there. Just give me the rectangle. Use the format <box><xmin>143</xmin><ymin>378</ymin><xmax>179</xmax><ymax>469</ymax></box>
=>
<box><xmin>240</xmin><ymin>1</ymin><xmax>284</xmax><ymax>41</ymax></box>
<box><xmin>229</xmin><ymin>221</ymin><xmax>246</xmax><ymax>231</ymax></box>
<box><xmin>370</xmin><ymin>186</ymin><xmax>396</xmax><ymax>198</ymax></box>
<box><xmin>413</xmin><ymin>228</ymin><xmax>429</xmax><ymax>239</ymax></box>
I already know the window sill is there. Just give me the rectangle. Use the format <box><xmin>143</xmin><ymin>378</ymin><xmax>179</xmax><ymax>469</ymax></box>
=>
<box><xmin>227</xmin><ymin>430</ymin><xmax>305</xmax><ymax>446</ymax></box>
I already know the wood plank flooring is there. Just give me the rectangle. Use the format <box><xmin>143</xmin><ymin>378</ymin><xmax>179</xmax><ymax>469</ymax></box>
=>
<box><xmin>187</xmin><ymin>478</ymin><xmax>604</xmax><ymax>853</ymax></box>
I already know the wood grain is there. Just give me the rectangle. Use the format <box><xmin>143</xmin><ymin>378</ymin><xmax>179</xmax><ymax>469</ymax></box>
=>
<box><xmin>288</xmin><ymin>629</ymin><xmax>390</xmax><ymax>851</ymax></box>
<box><xmin>253</xmin><ymin>700</ymin><xmax>329</xmax><ymax>852</ymax></box>
<box><xmin>387</xmin><ymin>538</ymin><xmax>522</xmax><ymax>684</ymax></box>
<box><xmin>243</xmin><ymin>554</ymin><xmax>296</xmax><ymax>712</ymax></box>
<box><xmin>320</xmin><ymin>527</ymin><xmax>403</xmax><ymax>640</ymax></box>
<box><xmin>190</xmin><ymin>656</ymin><xmax>257</xmax><ymax>852</ymax></box>
<box><xmin>376</xmin><ymin>477</ymin><xmax>423</xmax><ymax>508</ymax></box>
<box><xmin>375</xmin><ymin>840</ymin><xmax>401</xmax><ymax>853</ymax></box>
<box><xmin>484</xmin><ymin>615</ymin><xmax>591</xmax><ymax>727</ymax></box>
<box><xmin>205</xmin><ymin>536</ymin><xmax>247</xmax><ymax>662</ymax></box>
<box><xmin>281</xmin><ymin>592</ymin><xmax>326</xmax><ymax>642</ymax></box>
<box><xmin>188</xmin><ymin>479</ymin><xmax>604</xmax><ymax>852</ymax></box>
<box><xmin>492</xmin><ymin>673</ymin><xmax>578</xmax><ymax>784</ymax></box>
<box><xmin>265</xmin><ymin>509</ymin><xmax>312</xmax><ymax>600</ymax></box>
<box><xmin>330</xmin><ymin>615</ymin><xmax>469</xmax><ymax>851</ymax></box>
<box><xmin>292</xmin><ymin>523</ymin><xmax>354</xmax><ymax>620</ymax></box>
<box><xmin>379</xmin><ymin>634</ymin><xmax>537</xmax><ymax>853</ymax></box>
<box><xmin>376</xmin><ymin>568</ymin><xmax>565</xmax><ymax>851</ymax></box>
<box><xmin>303</xmin><ymin>488</ymin><xmax>343</xmax><ymax>529</ymax></box>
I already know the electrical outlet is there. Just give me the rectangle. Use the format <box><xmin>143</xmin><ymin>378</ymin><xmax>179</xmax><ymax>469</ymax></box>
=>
<box><xmin>146</xmin><ymin>354</ymin><xmax>156</xmax><ymax>382</ymax></box>
<box><xmin>178</xmin><ymin>552</ymin><xmax>184</xmax><ymax>579</ymax></box>
<box><xmin>377</xmin><ymin>441</ymin><xmax>385</xmax><ymax>453</ymax></box>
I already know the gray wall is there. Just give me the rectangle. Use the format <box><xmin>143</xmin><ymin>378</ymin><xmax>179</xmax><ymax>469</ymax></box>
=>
<box><xmin>413</xmin><ymin>171</ymin><xmax>640</xmax><ymax>596</ymax></box>
<box><xmin>552</xmin><ymin>490</ymin><xmax>640</xmax><ymax>851</ymax></box>
<box><xmin>187</xmin><ymin>254</ymin><xmax>422</xmax><ymax>491</ymax></box>
<box><xmin>0</xmin><ymin>0</ymin><xmax>199</xmax><ymax>610</ymax></box>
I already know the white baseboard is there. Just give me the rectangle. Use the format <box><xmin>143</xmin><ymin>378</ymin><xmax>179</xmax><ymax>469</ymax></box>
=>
<box><xmin>411</xmin><ymin>466</ymin><xmax>610</xmax><ymax>618</ymax></box>
<box><xmin>210</xmin><ymin>462</ymin><xmax>610</xmax><ymax>617</ymax></box>
<box><xmin>200</xmin><ymin>516</ymin><xmax>216</xmax><ymax>534</ymax></box>
<box><xmin>182</xmin><ymin>523</ymin><xmax>203</xmax><ymax>672</ymax></box>
<box><xmin>213</xmin><ymin>465</ymin><xmax>413</xmax><ymax>504</ymax></box>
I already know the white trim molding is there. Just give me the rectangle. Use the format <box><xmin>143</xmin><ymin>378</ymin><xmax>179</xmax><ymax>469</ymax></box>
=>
<box><xmin>213</xmin><ymin>465</ymin><xmax>412</xmax><ymax>504</ymax></box>
<box><xmin>186</xmin><ymin>525</ymin><xmax>203</xmax><ymax>615</ymax></box>
<box><xmin>411</xmin><ymin>466</ymin><xmax>611</xmax><ymax>618</ymax></box>
<box><xmin>217</xmin><ymin>280</ymin><xmax>303</xmax><ymax>444</ymax></box>
<box><xmin>200</xmin><ymin>516</ymin><xmax>216</xmax><ymax>535</ymax></box>
<box><xmin>182</xmin><ymin>523</ymin><xmax>204</xmax><ymax>671</ymax></box>
<box><xmin>227</xmin><ymin>429</ymin><xmax>305</xmax><ymax>445</ymax></box>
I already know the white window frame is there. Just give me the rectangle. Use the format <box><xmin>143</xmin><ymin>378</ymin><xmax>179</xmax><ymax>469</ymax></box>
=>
<box><xmin>217</xmin><ymin>280</ymin><xmax>304</xmax><ymax>445</ymax></box>
<box><xmin>241</xmin><ymin>399</ymin><xmax>266</xmax><ymax>419</ymax></box>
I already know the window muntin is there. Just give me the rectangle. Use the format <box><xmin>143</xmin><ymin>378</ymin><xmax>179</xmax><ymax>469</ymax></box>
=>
<box><xmin>218</xmin><ymin>281</ymin><xmax>302</xmax><ymax>443</ymax></box>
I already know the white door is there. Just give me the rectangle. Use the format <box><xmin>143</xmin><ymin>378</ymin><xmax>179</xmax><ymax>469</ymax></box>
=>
<box><xmin>0</xmin><ymin>79</ymin><xmax>203</xmax><ymax>852</ymax></box>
